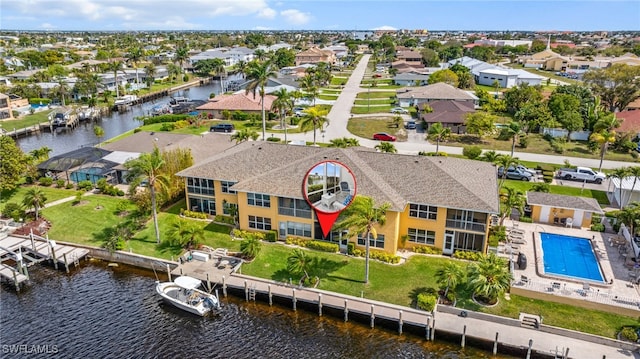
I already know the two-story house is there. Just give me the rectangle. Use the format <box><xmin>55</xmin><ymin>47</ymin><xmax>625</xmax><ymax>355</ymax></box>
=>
<box><xmin>177</xmin><ymin>143</ymin><xmax>499</xmax><ymax>255</ymax></box>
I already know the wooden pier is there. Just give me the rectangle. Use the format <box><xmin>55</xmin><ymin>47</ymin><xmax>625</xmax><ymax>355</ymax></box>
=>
<box><xmin>0</xmin><ymin>233</ymin><xmax>90</xmax><ymax>290</ymax></box>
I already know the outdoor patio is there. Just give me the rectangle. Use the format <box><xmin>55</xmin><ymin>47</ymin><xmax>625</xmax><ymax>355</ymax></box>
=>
<box><xmin>501</xmin><ymin>220</ymin><xmax>640</xmax><ymax>313</ymax></box>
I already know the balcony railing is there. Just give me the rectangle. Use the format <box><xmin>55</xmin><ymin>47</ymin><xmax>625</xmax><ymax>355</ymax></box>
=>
<box><xmin>445</xmin><ymin>220</ymin><xmax>485</xmax><ymax>232</ymax></box>
<box><xmin>278</xmin><ymin>207</ymin><xmax>312</xmax><ymax>219</ymax></box>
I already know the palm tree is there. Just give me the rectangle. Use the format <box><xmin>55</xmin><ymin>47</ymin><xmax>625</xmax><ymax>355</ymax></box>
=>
<box><xmin>468</xmin><ymin>253</ymin><xmax>512</xmax><ymax>304</ymax></box>
<box><xmin>494</xmin><ymin>154</ymin><xmax>520</xmax><ymax>188</ymax></box>
<box><xmin>590</xmin><ymin>130</ymin><xmax>617</xmax><ymax>172</ymax></box>
<box><xmin>107</xmin><ymin>60</ymin><xmax>124</xmax><ymax>98</ymax></box>
<box><xmin>167</xmin><ymin>219</ymin><xmax>204</xmax><ymax>249</ymax></box>
<box><xmin>298</xmin><ymin>106</ymin><xmax>329</xmax><ymax>145</ymax></box>
<box><xmin>230</xmin><ymin>128</ymin><xmax>259</xmax><ymax>144</ymax></box>
<box><xmin>480</xmin><ymin>150</ymin><xmax>499</xmax><ymax>162</ymax></box>
<box><xmin>435</xmin><ymin>262</ymin><xmax>464</xmax><ymax>299</ymax></box>
<box><xmin>499</xmin><ymin>187</ymin><xmax>525</xmax><ymax>225</ymax></box>
<box><xmin>335</xmin><ymin>196</ymin><xmax>391</xmax><ymax>284</ymax></box>
<box><xmin>127</xmin><ymin>46</ymin><xmax>144</xmax><ymax>86</ymax></box>
<box><xmin>504</xmin><ymin>121</ymin><xmax>523</xmax><ymax>157</ymax></box>
<box><xmin>144</xmin><ymin>63</ymin><xmax>156</xmax><ymax>89</ymax></box>
<box><xmin>22</xmin><ymin>188</ymin><xmax>47</xmax><ymax>220</ymax></box>
<box><xmin>391</xmin><ymin>116</ymin><xmax>402</xmax><ymax>128</ymax></box>
<box><xmin>174</xmin><ymin>46</ymin><xmax>189</xmax><ymax>68</ymax></box>
<box><xmin>427</xmin><ymin>122</ymin><xmax>450</xmax><ymax>154</ymax></box>
<box><xmin>167</xmin><ymin>63</ymin><xmax>181</xmax><ymax>84</ymax></box>
<box><xmin>609</xmin><ymin>167</ymin><xmax>630</xmax><ymax>209</ymax></box>
<box><xmin>53</xmin><ymin>78</ymin><xmax>70</xmax><ymax>106</ymax></box>
<box><xmin>624</xmin><ymin>167</ymin><xmax>640</xmax><ymax>209</ymax></box>
<box><xmin>234</xmin><ymin>59</ymin><xmax>247</xmax><ymax>79</ymax></box>
<box><xmin>29</xmin><ymin>147</ymin><xmax>52</xmax><ymax>162</ymax></box>
<box><xmin>287</xmin><ymin>248</ymin><xmax>314</xmax><ymax>285</ymax></box>
<box><xmin>616</xmin><ymin>202</ymin><xmax>640</xmax><ymax>236</ymax></box>
<box><xmin>329</xmin><ymin>137</ymin><xmax>360</xmax><ymax>148</ymax></box>
<box><xmin>374</xmin><ymin>142</ymin><xmax>397</xmax><ymax>153</ymax></box>
<box><xmin>299</xmin><ymin>74</ymin><xmax>319</xmax><ymax>106</ymax></box>
<box><xmin>240</xmin><ymin>236</ymin><xmax>262</xmax><ymax>260</ymax></box>
<box><xmin>124</xmin><ymin>146</ymin><xmax>170</xmax><ymax>244</ymax></box>
<box><xmin>245</xmin><ymin>60</ymin><xmax>278</xmax><ymax>140</ymax></box>
<box><xmin>272</xmin><ymin>88</ymin><xmax>293</xmax><ymax>143</ymax></box>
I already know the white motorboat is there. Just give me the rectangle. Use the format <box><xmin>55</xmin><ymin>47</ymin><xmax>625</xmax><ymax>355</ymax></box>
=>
<box><xmin>156</xmin><ymin>276</ymin><xmax>221</xmax><ymax>316</ymax></box>
<box><xmin>114</xmin><ymin>95</ymin><xmax>138</xmax><ymax>106</ymax></box>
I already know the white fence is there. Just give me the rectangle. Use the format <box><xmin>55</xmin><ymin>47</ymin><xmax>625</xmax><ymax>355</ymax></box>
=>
<box><xmin>541</xmin><ymin>128</ymin><xmax>591</xmax><ymax>141</ymax></box>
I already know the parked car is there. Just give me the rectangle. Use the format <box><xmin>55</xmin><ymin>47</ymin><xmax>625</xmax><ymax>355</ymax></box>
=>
<box><xmin>497</xmin><ymin>166</ymin><xmax>533</xmax><ymax>181</ymax></box>
<box><xmin>404</xmin><ymin>121</ymin><xmax>417</xmax><ymax>130</ymax></box>
<box><xmin>556</xmin><ymin>166</ymin><xmax>606</xmax><ymax>184</ymax></box>
<box><xmin>515</xmin><ymin>164</ymin><xmax>536</xmax><ymax>176</ymax></box>
<box><xmin>390</xmin><ymin>107</ymin><xmax>409</xmax><ymax>114</ymax></box>
<box><xmin>373</xmin><ymin>132</ymin><xmax>397</xmax><ymax>141</ymax></box>
<box><xmin>293</xmin><ymin>107</ymin><xmax>305</xmax><ymax>117</ymax></box>
<box><xmin>210</xmin><ymin>123</ymin><xmax>235</xmax><ymax>133</ymax></box>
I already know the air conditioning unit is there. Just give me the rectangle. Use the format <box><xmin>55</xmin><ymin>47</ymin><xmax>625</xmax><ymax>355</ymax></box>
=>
<box><xmin>491</xmin><ymin>215</ymin><xmax>499</xmax><ymax>226</ymax></box>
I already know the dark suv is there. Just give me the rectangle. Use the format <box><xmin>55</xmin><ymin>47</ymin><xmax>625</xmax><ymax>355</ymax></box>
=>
<box><xmin>210</xmin><ymin>123</ymin><xmax>235</xmax><ymax>133</ymax></box>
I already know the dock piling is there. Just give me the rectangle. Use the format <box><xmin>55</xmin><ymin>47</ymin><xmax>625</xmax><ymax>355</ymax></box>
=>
<box><xmin>244</xmin><ymin>280</ymin><xmax>249</xmax><ymax>301</ymax></box>
<box><xmin>222</xmin><ymin>276</ymin><xmax>227</xmax><ymax>297</ymax></box>
<box><xmin>493</xmin><ymin>332</ymin><xmax>499</xmax><ymax>355</ymax></box>
<box><xmin>167</xmin><ymin>264</ymin><xmax>171</xmax><ymax>282</ymax></box>
<box><xmin>51</xmin><ymin>245</ymin><xmax>58</xmax><ymax>270</ymax></box>
<box><xmin>292</xmin><ymin>288</ymin><xmax>297</xmax><ymax>311</ymax></box>
<box><xmin>13</xmin><ymin>271</ymin><xmax>19</xmax><ymax>292</ymax></box>
<box><xmin>398</xmin><ymin>310</ymin><xmax>403</xmax><ymax>334</ymax></box>
<box><xmin>344</xmin><ymin>299</ymin><xmax>349</xmax><ymax>322</ymax></box>
<box><xmin>461</xmin><ymin>325</ymin><xmax>466</xmax><ymax>348</ymax></box>
<box><xmin>318</xmin><ymin>293</ymin><xmax>322</xmax><ymax>316</ymax></box>
<box><xmin>526</xmin><ymin>339</ymin><xmax>533</xmax><ymax>359</ymax></box>
<box><xmin>563</xmin><ymin>348</ymin><xmax>569</xmax><ymax>359</ymax></box>
<box><xmin>430</xmin><ymin>319</ymin><xmax>435</xmax><ymax>341</ymax></box>
<box><xmin>425</xmin><ymin>317</ymin><xmax>431</xmax><ymax>340</ymax></box>
<box><xmin>268</xmin><ymin>284</ymin><xmax>272</xmax><ymax>306</ymax></box>
<box><xmin>63</xmin><ymin>253</ymin><xmax>70</xmax><ymax>273</ymax></box>
<box><xmin>370</xmin><ymin>305</ymin><xmax>375</xmax><ymax>328</ymax></box>
<box><xmin>206</xmin><ymin>273</ymin><xmax>211</xmax><ymax>292</ymax></box>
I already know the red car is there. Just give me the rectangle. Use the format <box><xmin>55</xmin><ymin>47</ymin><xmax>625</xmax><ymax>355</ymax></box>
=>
<box><xmin>373</xmin><ymin>132</ymin><xmax>396</xmax><ymax>141</ymax></box>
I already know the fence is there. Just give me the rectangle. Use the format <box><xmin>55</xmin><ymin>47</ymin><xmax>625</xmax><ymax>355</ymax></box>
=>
<box><xmin>540</xmin><ymin>128</ymin><xmax>591</xmax><ymax>141</ymax></box>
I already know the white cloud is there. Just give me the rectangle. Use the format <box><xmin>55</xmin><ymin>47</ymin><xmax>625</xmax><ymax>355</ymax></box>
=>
<box><xmin>253</xmin><ymin>26</ymin><xmax>272</xmax><ymax>30</ymax></box>
<box><xmin>40</xmin><ymin>23</ymin><xmax>57</xmax><ymax>30</ymax></box>
<box><xmin>257</xmin><ymin>8</ymin><xmax>277</xmax><ymax>19</ymax></box>
<box><xmin>373</xmin><ymin>25</ymin><xmax>397</xmax><ymax>31</ymax></box>
<box><xmin>280</xmin><ymin>9</ymin><xmax>311</xmax><ymax>25</ymax></box>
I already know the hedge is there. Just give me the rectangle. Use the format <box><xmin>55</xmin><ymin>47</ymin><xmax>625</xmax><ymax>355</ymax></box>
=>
<box><xmin>306</xmin><ymin>240</ymin><xmax>339</xmax><ymax>253</ymax></box>
<box><xmin>351</xmin><ymin>248</ymin><xmax>401</xmax><ymax>263</ymax></box>
<box><xmin>265</xmin><ymin>230</ymin><xmax>277</xmax><ymax>242</ymax></box>
<box><xmin>417</xmin><ymin>293</ymin><xmax>437</xmax><ymax>311</ymax></box>
<box><xmin>413</xmin><ymin>246</ymin><xmax>442</xmax><ymax>255</ymax></box>
<box><xmin>141</xmin><ymin>114</ymin><xmax>190</xmax><ymax>125</ymax></box>
<box><xmin>28</xmin><ymin>98</ymin><xmax>51</xmax><ymax>105</ymax></box>
<box><xmin>213</xmin><ymin>215</ymin><xmax>235</xmax><ymax>225</ymax></box>
<box><xmin>452</xmin><ymin>250</ymin><xmax>483</xmax><ymax>261</ymax></box>
<box><xmin>232</xmin><ymin>229</ymin><xmax>265</xmax><ymax>240</ymax></box>
<box><xmin>180</xmin><ymin>209</ymin><xmax>208</xmax><ymax>219</ymax></box>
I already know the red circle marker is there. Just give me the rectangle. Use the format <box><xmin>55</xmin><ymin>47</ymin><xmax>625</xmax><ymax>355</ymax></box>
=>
<box><xmin>302</xmin><ymin>160</ymin><xmax>357</xmax><ymax>238</ymax></box>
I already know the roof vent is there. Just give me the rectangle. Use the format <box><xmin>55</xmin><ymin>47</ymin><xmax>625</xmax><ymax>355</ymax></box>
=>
<box><xmin>258</xmin><ymin>147</ymin><xmax>262</xmax><ymax>150</ymax></box>
<box><xmin>415</xmin><ymin>160</ymin><xmax>419</xmax><ymax>163</ymax></box>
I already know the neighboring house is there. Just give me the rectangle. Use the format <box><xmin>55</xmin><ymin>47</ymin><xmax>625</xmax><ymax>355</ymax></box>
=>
<box><xmin>256</xmin><ymin>42</ymin><xmax>293</xmax><ymax>53</ymax></box>
<box><xmin>391</xmin><ymin>60</ymin><xmax>427</xmax><ymax>74</ymax></box>
<box><xmin>449</xmin><ymin>56</ymin><xmax>544</xmax><ymax>88</ymax></box>
<box><xmin>6</xmin><ymin>69</ymin><xmax>43</xmax><ymax>80</ymax></box>
<box><xmin>615</xmin><ymin>110</ymin><xmax>640</xmax><ymax>138</ymax></box>
<box><xmin>526</xmin><ymin>192</ymin><xmax>603</xmax><ymax>228</ymax></box>
<box><xmin>395</xmin><ymin>50</ymin><xmax>423</xmax><ymax>66</ymax></box>
<box><xmin>392</xmin><ymin>72</ymin><xmax>430</xmax><ymax>86</ymax></box>
<box><xmin>64</xmin><ymin>59</ymin><xmax>107</xmax><ymax>72</ymax></box>
<box><xmin>420</xmin><ymin>100</ymin><xmax>475</xmax><ymax>133</ymax></box>
<box><xmin>8</xmin><ymin>93</ymin><xmax>28</xmax><ymax>110</ymax></box>
<box><xmin>189</xmin><ymin>47</ymin><xmax>255</xmax><ymax>67</ymax></box>
<box><xmin>609</xmin><ymin>176</ymin><xmax>640</xmax><ymax>209</ymax></box>
<box><xmin>0</xmin><ymin>93</ymin><xmax>13</xmax><ymax>119</ymax></box>
<box><xmin>295</xmin><ymin>47</ymin><xmax>336</xmax><ymax>66</ymax></box>
<box><xmin>196</xmin><ymin>92</ymin><xmax>276</xmax><ymax>118</ymax></box>
<box><xmin>396</xmin><ymin>82</ymin><xmax>478</xmax><ymax>107</ymax></box>
<box><xmin>177</xmin><ymin>142</ymin><xmax>499</xmax><ymax>255</ymax></box>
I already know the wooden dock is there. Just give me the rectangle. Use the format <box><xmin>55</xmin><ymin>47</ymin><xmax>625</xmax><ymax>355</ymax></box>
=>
<box><xmin>0</xmin><ymin>233</ymin><xmax>90</xmax><ymax>290</ymax></box>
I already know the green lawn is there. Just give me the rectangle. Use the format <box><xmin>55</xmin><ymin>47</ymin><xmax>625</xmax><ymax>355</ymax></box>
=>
<box><xmin>356</xmin><ymin>91</ymin><xmax>396</xmax><ymax>99</ymax></box>
<box><xmin>2</xmin><ymin>111</ymin><xmax>53</xmax><ymax>132</ymax></box>
<box><xmin>502</xmin><ymin>180</ymin><xmax>610</xmax><ymax>205</ymax></box>
<box><xmin>354</xmin><ymin>99</ymin><xmax>395</xmax><ymax>105</ymax></box>
<box><xmin>330</xmin><ymin>77</ymin><xmax>348</xmax><ymax>86</ymax></box>
<box><xmin>1</xmin><ymin>185</ymin><xmax>76</xmax><ymax>212</ymax></box>
<box><xmin>347</xmin><ymin>117</ymin><xmax>407</xmax><ymax>140</ymax></box>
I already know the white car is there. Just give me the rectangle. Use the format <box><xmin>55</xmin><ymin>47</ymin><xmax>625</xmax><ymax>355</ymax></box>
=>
<box><xmin>390</xmin><ymin>107</ymin><xmax>409</xmax><ymax>114</ymax></box>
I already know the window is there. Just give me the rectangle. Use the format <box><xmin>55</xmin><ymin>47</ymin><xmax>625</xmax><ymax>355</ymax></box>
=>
<box><xmin>278</xmin><ymin>197</ymin><xmax>312</xmax><ymax>218</ymax></box>
<box><xmin>248</xmin><ymin>215</ymin><xmax>271</xmax><ymax>230</ymax></box>
<box><xmin>409</xmin><ymin>203</ymin><xmax>437</xmax><ymax>220</ymax></box>
<box><xmin>357</xmin><ymin>233</ymin><xmax>385</xmax><ymax>249</ymax></box>
<box><xmin>280</xmin><ymin>221</ymin><xmax>312</xmax><ymax>238</ymax></box>
<box><xmin>223</xmin><ymin>202</ymin><xmax>237</xmax><ymax>216</ymax></box>
<box><xmin>188</xmin><ymin>197</ymin><xmax>215</xmax><ymax>215</ymax></box>
<box><xmin>408</xmin><ymin>228</ymin><xmax>435</xmax><ymax>245</ymax></box>
<box><xmin>186</xmin><ymin>177</ymin><xmax>214</xmax><ymax>196</ymax></box>
<box><xmin>453</xmin><ymin>232</ymin><xmax>484</xmax><ymax>252</ymax></box>
<box><xmin>247</xmin><ymin>192</ymin><xmax>270</xmax><ymax>208</ymax></box>
<box><xmin>221</xmin><ymin>181</ymin><xmax>237</xmax><ymax>194</ymax></box>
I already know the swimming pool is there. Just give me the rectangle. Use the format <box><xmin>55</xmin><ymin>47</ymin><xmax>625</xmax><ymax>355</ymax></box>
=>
<box><xmin>539</xmin><ymin>232</ymin><xmax>604</xmax><ymax>283</ymax></box>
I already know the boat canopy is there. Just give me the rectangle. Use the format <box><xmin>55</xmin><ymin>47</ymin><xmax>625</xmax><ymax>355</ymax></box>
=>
<box><xmin>174</xmin><ymin>276</ymin><xmax>202</xmax><ymax>290</ymax></box>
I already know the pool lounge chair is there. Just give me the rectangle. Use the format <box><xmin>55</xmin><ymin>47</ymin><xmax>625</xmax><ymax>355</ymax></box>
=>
<box><xmin>510</xmin><ymin>237</ymin><xmax>527</xmax><ymax>245</ymax></box>
<box><xmin>508</xmin><ymin>227</ymin><xmax>525</xmax><ymax>235</ymax></box>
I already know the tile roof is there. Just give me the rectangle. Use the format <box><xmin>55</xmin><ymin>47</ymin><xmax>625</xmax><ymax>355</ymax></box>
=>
<box><xmin>101</xmin><ymin>131</ymin><xmax>192</xmax><ymax>153</ymax></box>
<box><xmin>177</xmin><ymin>142</ymin><xmax>499</xmax><ymax>213</ymax></box>
<box><xmin>421</xmin><ymin>100</ymin><xmax>475</xmax><ymax>124</ymax></box>
<box><xmin>526</xmin><ymin>192</ymin><xmax>603</xmax><ymax>214</ymax></box>
<box><xmin>397</xmin><ymin>83</ymin><xmax>478</xmax><ymax>101</ymax></box>
<box><xmin>196</xmin><ymin>92</ymin><xmax>276</xmax><ymax>112</ymax></box>
<box><xmin>616</xmin><ymin>110</ymin><xmax>640</xmax><ymax>133</ymax></box>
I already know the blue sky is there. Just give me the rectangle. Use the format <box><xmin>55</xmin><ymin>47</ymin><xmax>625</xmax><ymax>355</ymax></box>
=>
<box><xmin>1</xmin><ymin>1</ymin><xmax>638</xmax><ymax>31</ymax></box>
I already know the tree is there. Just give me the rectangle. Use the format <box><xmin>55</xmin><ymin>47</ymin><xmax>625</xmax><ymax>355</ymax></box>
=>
<box><xmin>495</xmin><ymin>154</ymin><xmax>520</xmax><ymax>188</ymax></box>
<box><xmin>616</xmin><ymin>201</ymin><xmax>640</xmax><ymax>236</ymax></box>
<box><xmin>427</xmin><ymin>122</ymin><xmax>451</xmax><ymax>154</ymax></box>
<box><xmin>298</xmin><ymin>106</ymin><xmax>329</xmax><ymax>145</ymax></box>
<box><xmin>514</xmin><ymin>101</ymin><xmax>554</xmax><ymax>133</ymax></box>
<box><xmin>124</xmin><ymin>146</ymin><xmax>170</xmax><ymax>244</ymax></box>
<box><xmin>0</xmin><ymin>136</ymin><xmax>27</xmax><ymax>192</ymax></box>
<box><xmin>329</xmin><ymin>137</ymin><xmax>360</xmax><ymax>148</ymax></box>
<box><xmin>499</xmin><ymin>187</ymin><xmax>525</xmax><ymax>226</ymax></box>
<box><xmin>335</xmin><ymin>196</ymin><xmax>390</xmax><ymax>284</ymax></box>
<box><xmin>583</xmin><ymin>64</ymin><xmax>640</xmax><ymax>112</ymax></box>
<box><xmin>22</xmin><ymin>187</ymin><xmax>47</xmax><ymax>220</ymax></box>
<box><xmin>144</xmin><ymin>63</ymin><xmax>156</xmax><ymax>88</ymax></box>
<box><xmin>624</xmin><ymin>167</ymin><xmax>640</xmax><ymax>209</ymax></box>
<box><xmin>127</xmin><ymin>46</ymin><xmax>144</xmax><ymax>85</ymax></box>
<box><xmin>503</xmin><ymin>83</ymin><xmax>543</xmax><ymax>114</ymax></box>
<box><xmin>166</xmin><ymin>219</ymin><xmax>204</xmax><ymax>249</ymax></box>
<box><xmin>374</xmin><ymin>142</ymin><xmax>397</xmax><ymax>153</ymax></box>
<box><xmin>420</xmin><ymin>48</ymin><xmax>440</xmax><ymax>67</ymax></box>
<box><xmin>465</xmin><ymin>112</ymin><xmax>496</xmax><ymax>138</ymax></box>
<box><xmin>287</xmin><ymin>248</ymin><xmax>314</xmax><ymax>285</ymax></box>
<box><xmin>480</xmin><ymin>150</ymin><xmax>499</xmax><ymax>163</ymax></box>
<box><xmin>468</xmin><ymin>253</ymin><xmax>512</xmax><ymax>304</ymax></box>
<box><xmin>29</xmin><ymin>146</ymin><xmax>52</xmax><ymax>163</ymax></box>
<box><xmin>609</xmin><ymin>167</ymin><xmax>630</xmax><ymax>209</ymax></box>
<box><xmin>245</xmin><ymin>59</ymin><xmax>278</xmax><ymax>140</ymax></box>
<box><xmin>174</xmin><ymin>46</ymin><xmax>189</xmax><ymax>68</ymax></box>
<box><xmin>240</xmin><ymin>236</ymin><xmax>262</xmax><ymax>260</ymax></box>
<box><xmin>590</xmin><ymin>130</ymin><xmax>616</xmax><ymax>172</ymax></box>
<box><xmin>230</xmin><ymin>128</ymin><xmax>259</xmax><ymax>144</ymax></box>
<box><xmin>93</xmin><ymin>125</ymin><xmax>105</xmax><ymax>141</ymax></box>
<box><xmin>504</xmin><ymin>121</ymin><xmax>523</xmax><ymax>157</ymax></box>
<box><xmin>107</xmin><ymin>60</ymin><xmax>124</xmax><ymax>97</ymax></box>
<box><xmin>428</xmin><ymin>69</ymin><xmax>458</xmax><ymax>87</ymax></box>
<box><xmin>52</xmin><ymin>78</ymin><xmax>70</xmax><ymax>106</ymax></box>
<box><xmin>167</xmin><ymin>63</ymin><xmax>181</xmax><ymax>84</ymax></box>
<box><xmin>271</xmin><ymin>88</ymin><xmax>293</xmax><ymax>143</ymax></box>
<box><xmin>434</xmin><ymin>262</ymin><xmax>464</xmax><ymax>298</ymax></box>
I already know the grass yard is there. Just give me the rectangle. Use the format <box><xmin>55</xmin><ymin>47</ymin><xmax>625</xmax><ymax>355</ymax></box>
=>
<box><xmin>347</xmin><ymin>117</ymin><xmax>407</xmax><ymax>139</ymax></box>
<box><xmin>354</xmin><ymin>99</ymin><xmax>395</xmax><ymax>105</ymax></box>
<box><xmin>2</xmin><ymin>111</ymin><xmax>54</xmax><ymax>131</ymax></box>
<box><xmin>1</xmin><ymin>185</ymin><xmax>76</xmax><ymax>212</ymax></box>
<box><xmin>317</xmin><ymin>94</ymin><xmax>339</xmax><ymax>101</ymax></box>
<box><xmin>502</xmin><ymin>180</ymin><xmax>610</xmax><ymax>205</ymax></box>
<box><xmin>356</xmin><ymin>91</ymin><xmax>396</xmax><ymax>99</ymax></box>
<box><xmin>330</xmin><ymin>77</ymin><xmax>348</xmax><ymax>86</ymax></box>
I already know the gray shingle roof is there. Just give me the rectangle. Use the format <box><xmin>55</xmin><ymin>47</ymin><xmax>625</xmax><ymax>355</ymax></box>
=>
<box><xmin>396</xmin><ymin>83</ymin><xmax>478</xmax><ymax>101</ymax></box>
<box><xmin>177</xmin><ymin>142</ymin><xmax>499</xmax><ymax>213</ymax></box>
<box><xmin>526</xmin><ymin>192</ymin><xmax>603</xmax><ymax>213</ymax></box>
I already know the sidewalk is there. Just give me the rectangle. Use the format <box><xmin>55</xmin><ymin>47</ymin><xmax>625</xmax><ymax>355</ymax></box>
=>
<box><xmin>42</xmin><ymin>190</ymin><xmax>97</xmax><ymax>209</ymax></box>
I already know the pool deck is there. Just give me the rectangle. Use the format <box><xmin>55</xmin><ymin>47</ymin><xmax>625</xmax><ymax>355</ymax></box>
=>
<box><xmin>502</xmin><ymin>220</ymin><xmax>640</xmax><ymax>313</ymax></box>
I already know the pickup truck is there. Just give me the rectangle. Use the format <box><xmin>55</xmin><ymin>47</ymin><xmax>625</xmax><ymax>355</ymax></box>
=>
<box><xmin>557</xmin><ymin>166</ymin><xmax>606</xmax><ymax>184</ymax></box>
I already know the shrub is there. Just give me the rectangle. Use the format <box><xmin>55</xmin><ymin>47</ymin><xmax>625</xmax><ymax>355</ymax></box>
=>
<box><xmin>306</xmin><ymin>241</ymin><xmax>339</xmax><ymax>253</ymax></box>
<box><xmin>180</xmin><ymin>209</ymin><xmax>208</xmax><ymax>219</ymax></box>
<box><xmin>285</xmin><ymin>236</ymin><xmax>310</xmax><ymax>247</ymax></box>
<box><xmin>347</xmin><ymin>242</ymin><xmax>355</xmax><ymax>255</ymax></box>
<box><xmin>536</xmin><ymin>164</ymin><xmax>556</xmax><ymax>172</ymax></box>
<box><xmin>350</xmin><ymin>249</ymin><xmax>400</xmax><ymax>263</ymax></box>
<box><xmin>232</xmin><ymin>229</ymin><xmax>266</xmax><ymax>241</ymax></box>
<box><xmin>452</xmin><ymin>250</ymin><xmax>483</xmax><ymax>261</ymax></box>
<box><xmin>550</xmin><ymin>139</ymin><xmax>564</xmax><ymax>154</ymax></box>
<box><xmin>77</xmin><ymin>180</ymin><xmax>94</xmax><ymax>191</ymax></box>
<box><xmin>266</xmin><ymin>137</ymin><xmax>281</xmax><ymax>142</ymax></box>
<box><xmin>542</xmin><ymin>176</ymin><xmax>553</xmax><ymax>183</ymax></box>
<box><xmin>133</xmin><ymin>128</ymin><xmax>142</xmax><ymax>133</ymax></box>
<box><xmin>520</xmin><ymin>216</ymin><xmax>533</xmax><ymax>223</ymax></box>
<box><xmin>116</xmin><ymin>200</ymin><xmax>129</xmax><ymax>214</ymax></box>
<box><xmin>38</xmin><ymin>177</ymin><xmax>53</xmax><ymax>186</ymax></box>
<box><xmin>620</xmin><ymin>327</ymin><xmax>638</xmax><ymax>342</ymax></box>
<box><xmin>141</xmin><ymin>114</ymin><xmax>190</xmax><ymax>125</ymax></box>
<box><xmin>413</xmin><ymin>246</ymin><xmax>442</xmax><ymax>255</ymax></box>
<box><xmin>605</xmin><ymin>210</ymin><xmax>619</xmax><ymax>218</ymax></box>
<box><xmin>28</xmin><ymin>98</ymin><xmax>51</xmax><ymax>105</ymax></box>
<box><xmin>160</xmin><ymin>123</ymin><xmax>175</xmax><ymax>131</ymax></box>
<box><xmin>417</xmin><ymin>293</ymin><xmax>437</xmax><ymax>311</ymax></box>
<box><xmin>56</xmin><ymin>179</ymin><xmax>65</xmax><ymax>187</ymax></box>
<box><xmin>462</xmin><ymin>145</ymin><xmax>482</xmax><ymax>159</ymax></box>
<box><xmin>519</xmin><ymin>135</ymin><xmax>529</xmax><ymax>148</ymax></box>
<box><xmin>2</xmin><ymin>203</ymin><xmax>24</xmax><ymax>221</ymax></box>
<box><xmin>419</xmin><ymin>151</ymin><xmax>448</xmax><ymax>156</ymax></box>
<box><xmin>590</xmin><ymin>223</ymin><xmax>605</xmax><ymax>232</ymax></box>
<box><xmin>265</xmin><ymin>230</ymin><xmax>277</xmax><ymax>242</ymax></box>
<box><xmin>213</xmin><ymin>215</ymin><xmax>235</xmax><ymax>225</ymax></box>
<box><xmin>65</xmin><ymin>183</ymin><xmax>74</xmax><ymax>189</ymax></box>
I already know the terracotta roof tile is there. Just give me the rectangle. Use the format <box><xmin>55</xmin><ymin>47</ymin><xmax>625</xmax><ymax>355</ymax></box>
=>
<box><xmin>196</xmin><ymin>92</ymin><xmax>276</xmax><ymax>112</ymax></box>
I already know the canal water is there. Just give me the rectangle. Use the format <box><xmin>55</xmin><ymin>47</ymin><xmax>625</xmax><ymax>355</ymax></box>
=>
<box><xmin>16</xmin><ymin>82</ymin><xmax>223</xmax><ymax>157</ymax></box>
<box><xmin>0</xmin><ymin>262</ymin><xmax>515</xmax><ymax>358</ymax></box>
